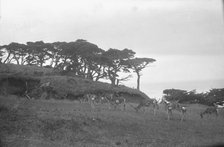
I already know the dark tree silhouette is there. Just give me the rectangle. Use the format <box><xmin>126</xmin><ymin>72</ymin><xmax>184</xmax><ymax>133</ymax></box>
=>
<box><xmin>102</xmin><ymin>48</ymin><xmax>135</xmax><ymax>85</ymax></box>
<box><xmin>163</xmin><ymin>89</ymin><xmax>188</xmax><ymax>102</ymax></box>
<box><xmin>163</xmin><ymin>88</ymin><xmax>224</xmax><ymax>106</ymax></box>
<box><xmin>75</xmin><ymin>39</ymin><xmax>105</xmax><ymax>80</ymax></box>
<box><xmin>0</xmin><ymin>42</ymin><xmax>27</xmax><ymax>64</ymax></box>
<box><xmin>129</xmin><ymin>57</ymin><xmax>156</xmax><ymax>90</ymax></box>
<box><xmin>203</xmin><ymin>88</ymin><xmax>224</xmax><ymax>105</ymax></box>
<box><xmin>46</xmin><ymin>41</ymin><xmax>65</xmax><ymax>68</ymax></box>
<box><xmin>0</xmin><ymin>47</ymin><xmax>3</xmax><ymax>63</ymax></box>
<box><xmin>0</xmin><ymin>39</ymin><xmax>157</xmax><ymax>88</ymax></box>
<box><xmin>53</xmin><ymin>40</ymin><xmax>106</xmax><ymax>81</ymax></box>
<box><xmin>0</xmin><ymin>43</ymin><xmax>14</xmax><ymax>64</ymax></box>
<box><xmin>26</xmin><ymin>41</ymin><xmax>53</xmax><ymax>66</ymax></box>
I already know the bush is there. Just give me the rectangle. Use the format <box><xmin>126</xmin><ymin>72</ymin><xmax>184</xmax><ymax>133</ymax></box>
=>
<box><xmin>163</xmin><ymin>88</ymin><xmax>224</xmax><ymax>106</ymax></box>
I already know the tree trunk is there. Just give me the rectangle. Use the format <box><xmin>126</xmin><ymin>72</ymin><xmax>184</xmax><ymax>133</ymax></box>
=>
<box><xmin>137</xmin><ymin>73</ymin><xmax>140</xmax><ymax>90</ymax></box>
<box><xmin>112</xmin><ymin>79</ymin><xmax>116</xmax><ymax>86</ymax></box>
<box><xmin>40</xmin><ymin>60</ymin><xmax>44</xmax><ymax>67</ymax></box>
<box><xmin>3</xmin><ymin>53</ymin><xmax>11</xmax><ymax>63</ymax></box>
<box><xmin>116</xmin><ymin>79</ymin><xmax>119</xmax><ymax>86</ymax></box>
<box><xmin>13</xmin><ymin>55</ymin><xmax>19</xmax><ymax>65</ymax></box>
<box><xmin>110</xmin><ymin>77</ymin><xmax>116</xmax><ymax>86</ymax></box>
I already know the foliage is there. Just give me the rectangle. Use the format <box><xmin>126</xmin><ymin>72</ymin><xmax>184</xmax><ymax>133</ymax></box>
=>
<box><xmin>102</xmin><ymin>48</ymin><xmax>136</xmax><ymax>85</ymax></box>
<box><xmin>128</xmin><ymin>57</ymin><xmax>156</xmax><ymax>90</ymax></box>
<box><xmin>26</xmin><ymin>41</ymin><xmax>53</xmax><ymax>66</ymax></box>
<box><xmin>163</xmin><ymin>88</ymin><xmax>224</xmax><ymax>105</ymax></box>
<box><xmin>0</xmin><ymin>40</ymin><xmax>155</xmax><ymax>89</ymax></box>
<box><xmin>0</xmin><ymin>40</ymin><xmax>155</xmax><ymax>85</ymax></box>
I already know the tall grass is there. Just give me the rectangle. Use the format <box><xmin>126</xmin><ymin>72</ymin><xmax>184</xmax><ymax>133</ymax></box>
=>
<box><xmin>1</xmin><ymin>95</ymin><xmax>224</xmax><ymax>147</ymax></box>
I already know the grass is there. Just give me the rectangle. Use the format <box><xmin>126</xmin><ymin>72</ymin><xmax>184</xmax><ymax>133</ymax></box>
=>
<box><xmin>0</xmin><ymin>63</ymin><xmax>53</xmax><ymax>76</ymax></box>
<box><xmin>1</xmin><ymin>95</ymin><xmax>224</xmax><ymax>147</ymax></box>
<box><xmin>0</xmin><ymin>63</ymin><xmax>149</xmax><ymax>102</ymax></box>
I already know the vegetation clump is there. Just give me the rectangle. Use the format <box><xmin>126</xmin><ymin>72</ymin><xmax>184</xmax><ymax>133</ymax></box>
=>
<box><xmin>163</xmin><ymin>88</ymin><xmax>224</xmax><ymax>106</ymax></box>
<box><xmin>0</xmin><ymin>39</ymin><xmax>156</xmax><ymax>90</ymax></box>
<box><xmin>0</xmin><ymin>63</ymin><xmax>149</xmax><ymax>102</ymax></box>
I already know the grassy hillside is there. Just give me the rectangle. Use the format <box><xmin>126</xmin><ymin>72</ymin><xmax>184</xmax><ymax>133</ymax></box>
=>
<box><xmin>0</xmin><ymin>96</ymin><xmax>224</xmax><ymax>147</ymax></box>
<box><xmin>1</xmin><ymin>64</ymin><xmax>224</xmax><ymax>147</ymax></box>
<box><xmin>0</xmin><ymin>63</ymin><xmax>53</xmax><ymax>76</ymax></box>
<box><xmin>0</xmin><ymin>64</ymin><xmax>148</xmax><ymax>102</ymax></box>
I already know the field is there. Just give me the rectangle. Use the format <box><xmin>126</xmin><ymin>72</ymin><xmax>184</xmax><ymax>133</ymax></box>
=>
<box><xmin>0</xmin><ymin>95</ymin><xmax>224</xmax><ymax>147</ymax></box>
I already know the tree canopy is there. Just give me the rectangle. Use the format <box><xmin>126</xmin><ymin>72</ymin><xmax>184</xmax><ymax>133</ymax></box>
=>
<box><xmin>129</xmin><ymin>57</ymin><xmax>156</xmax><ymax>90</ymax></box>
<box><xmin>0</xmin><ymin>39</ymin><xmax>156</xmax><ymax>88</ymax></box>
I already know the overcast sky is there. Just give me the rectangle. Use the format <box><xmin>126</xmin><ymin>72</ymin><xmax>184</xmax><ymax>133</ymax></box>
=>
<box><xmin>1</xmin><ymin>0</ymin><xmax>224</xmax><ymax>98</ymax></box>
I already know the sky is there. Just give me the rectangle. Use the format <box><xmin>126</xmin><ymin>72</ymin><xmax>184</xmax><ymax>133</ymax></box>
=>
<box><xmin>0</xmin><ymin>0</ymin><xmax>224</xmax><ymax>98</ymax></box>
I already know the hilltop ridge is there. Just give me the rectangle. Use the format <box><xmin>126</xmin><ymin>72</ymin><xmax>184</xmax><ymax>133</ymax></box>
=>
<box><xmin>0</xmin><ymin>63</ymin><xmax>149</xmax><ymax>102</ymax></box>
